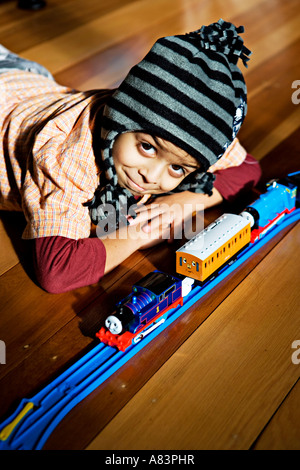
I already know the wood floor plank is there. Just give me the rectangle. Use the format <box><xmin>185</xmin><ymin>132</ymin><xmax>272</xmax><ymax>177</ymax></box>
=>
<box><xmin>0</xmin><ymin>0</ymin><xmax>137</xmax><ymax>53</ymax></box>
<box><xmin>244</xmin><ymin>12</ymin><xmax>300</xmax><ymax>71</ymax></box>
<box><xmin>0</xmin><ymin>219</ymin><xmax>19</xmax><ymax>275</ymax></box>
<box><xmin>248</xmin><ymin>107</ymin><xmax>300</xmax><ymax>161</ymax></box>
<box><xmin>54</xmin><ymin>0</ymin><xmax>300</xmax><ymax>93</ymax></box>
<box><xmin>239</xmin><ymin>37</ymin><xmax>300</xmax><ymax>159</ymax></box>
<box><xmin>19</xmin><ymin>0</ymin><xmax>200</xmax><ymax>74</ymax></box>
<box><xmin>253</xmin><ymin>379</ymin><xmax>300</xmax><ymax>450</ymax></box>
<box><xmin>0</xmin><ymin>239</ymin><xmax>152</xmax><ymax>384</ymax></box>
<box><xmin>86</xmin><ymin>223</ymin><xmax>300</xmax><ymax>450</ymax></box>
<box><xmin>19</xmin><ymin>0</ymin><xmax>264</xmax><ymax>75</ymax></box>
<box><xmin>258</xmin><ymin>128</ymin><xmax>300</xmax><ymax>185</ymax></box>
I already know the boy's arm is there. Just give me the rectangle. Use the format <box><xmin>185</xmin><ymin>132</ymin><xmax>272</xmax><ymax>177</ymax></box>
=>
<box><xmin>33</xmin><ymin>236</ymin><xmax>107</xmax><ymax>294</ymax></box>
<box><xmin>33</xmin><ymin>217</ymin><xmax>170</xmax><ymax>294</ymax></box>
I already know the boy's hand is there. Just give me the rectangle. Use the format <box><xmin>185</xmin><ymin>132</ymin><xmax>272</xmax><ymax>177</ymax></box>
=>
<box><xmin>100</xmin><ymin>190</ymin><xmax>222</xmax><ymax>275</ymax></box>
<box><xmin>98</xmin><ymin>206</ymin><xmax>172</xmax><ymax>250</ymax></box>
<box><xmin>125</xmin><ymin>207</ymin><xmax>173</xmax><ymax>249</ymax></box>
<box><xmin>100</xmin><ymin>213</ymin><xmax>171</xmax><ymax>275</ymax></box>
<box><xmin>129</xmin><ymin>192</ymin><xmax>205</xmax><ymax>243</ymax></box>
<box><xmin>130</xmin><ymin>190</ymin><xmax>222</xmax><ymax>242</ymax></box>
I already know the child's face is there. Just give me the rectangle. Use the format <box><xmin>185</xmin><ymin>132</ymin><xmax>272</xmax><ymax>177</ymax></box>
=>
<box><xmin>112</xmin><ymin>132</ymin><xmax>200</xmax><ymax>196</ymax></box>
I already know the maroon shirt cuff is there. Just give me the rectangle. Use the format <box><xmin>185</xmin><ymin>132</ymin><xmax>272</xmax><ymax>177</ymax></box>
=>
<box><xmin>33</xmin><ymin>236</ymin><xmax>106</xmax><ymax>293</ymax></box>
<box><xmin>213</xmin><ymin>153</ymin><xmax>261</xmax><ymax>202</ymax></box>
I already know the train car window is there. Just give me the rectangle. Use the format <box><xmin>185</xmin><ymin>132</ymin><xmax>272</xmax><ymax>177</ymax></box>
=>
<box><xmin>159</xmin><ymin>295</ymin><xmax>163</xmax><ymax>301</ymax></box>
<box><xmin>196</xmin><ymin>262</ymin><xmax>199</xmax><ymax>272</ymax></box>
<box><xmin>228</xmin><ymin>242</ymin><xmax>231</xmax><ymax>248</ymax></box>
<box><xmin>179</xmin><ymin>257</ymin><xmax>182</xmax><ymax>266</ymax></box>
<box><xmin>164</xmin><ymin>285</ymin><xmax>175</xmax><ymax>296</ymax></box>
<box><xmin>217</xmin><ymin>252</ymin><xmax>219</xmax><ymax>258</ymax></box>
<box><xmin>211</xmin><ymin>256</ymin><xmax>214</xmax><ymax>262</ymax></box>
<box><xmin>205</xmin><ymin>262</ymin><xmax>207</xmax><ymax>268</ymax></box>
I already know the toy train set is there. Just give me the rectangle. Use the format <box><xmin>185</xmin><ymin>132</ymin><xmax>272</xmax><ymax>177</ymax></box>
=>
<box><xmin>0</xmin><ymin>172</ymin><xmax>299</xmax><ymax>450</ymax></box>
<box><xmin>97</xmin><ymin>173</ymin><xmax>299</xmax><ymax>352</ymax></box>
<box><xmin>96</xmin><ymin>173</ymin><xmax>299</xmax><ymax>351</ymax></box>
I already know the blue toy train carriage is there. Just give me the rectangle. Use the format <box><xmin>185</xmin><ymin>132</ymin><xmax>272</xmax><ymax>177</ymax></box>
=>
<box><xmin>97</xmin><ymin>271</ymin><xmax>183</xmax><ymax>351</ymax></box>
<box><xmin>241</xmin><ymin>178</ymin><xmax>297</xmax><ymax>242</ymax></box>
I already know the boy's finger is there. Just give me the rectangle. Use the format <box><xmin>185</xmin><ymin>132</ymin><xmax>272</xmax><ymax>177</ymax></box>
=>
<box><xmin>142</xmin><ymin>211</ymin><xmax>174</xmax><ymax>233</ymax></box>
<box><xmin>128</xmin><ymin>205</ymin><xmax>169</xmax><ymax>225</ymax></box>
<box><xmin>134</xmin><ymin>203</ymin><xmax>160</xmax><ymax>213</ymax></box>
<box><xmin>146</xmin><ymin>223</ymin><xmax>172</xmax><ymax>242</ymax></box>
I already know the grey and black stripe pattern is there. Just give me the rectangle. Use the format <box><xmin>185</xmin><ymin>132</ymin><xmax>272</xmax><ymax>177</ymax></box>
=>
<box><xmin>87</xmin><ymin>19</ymin><xmax>251</xmax><ymax>227</ymax></box>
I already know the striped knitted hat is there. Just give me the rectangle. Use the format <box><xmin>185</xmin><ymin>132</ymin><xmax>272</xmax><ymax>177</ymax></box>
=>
<box><xmin>88</xmin><ymin>19</ymin><xmax>251</xmax><ymax>227</ymax></box>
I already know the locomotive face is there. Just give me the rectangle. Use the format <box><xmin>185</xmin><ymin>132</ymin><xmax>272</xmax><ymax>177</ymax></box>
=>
<box><xmin>176</xmin><ymin>253</ymin><xmax>199</xmax><ymax>280</ymax></box>
<box><xmin>105</xmin><ymin>315</ymin><xmax>122</xmax><ymax>335</ymax></box>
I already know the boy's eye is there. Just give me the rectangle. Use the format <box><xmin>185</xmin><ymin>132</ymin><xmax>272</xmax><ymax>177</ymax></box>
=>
<box><xmin>140</xmin><ymin>142</ymin><xmax>156</xmax><ymax>155</ymax></box>
<box><xmin>170</xmin><ymin>164</ymin><xmax>185</xmax><ymax>177</ymax></box>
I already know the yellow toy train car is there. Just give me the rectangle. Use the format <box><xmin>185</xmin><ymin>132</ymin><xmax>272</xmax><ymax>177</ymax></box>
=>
<box><xmin>176</xmin><ymin>214</ymin><xmax>251</xmax><ymax>283</ymax></box>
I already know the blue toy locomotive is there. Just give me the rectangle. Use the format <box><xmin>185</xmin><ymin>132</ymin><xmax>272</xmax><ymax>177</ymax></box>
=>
<box><xmin>97</xmin><ymin>271</ymin><xmax>186</xmax><ymax>351</ymax></box>
<box><xmin>241</xmin><ymin>175</ymin><xmax>298</xmax><ymax>242</ymax></box>
<box><xmin>97</xmin><ymin>173</ymin><xmax>299</xmax><ymax>351</ymax></box>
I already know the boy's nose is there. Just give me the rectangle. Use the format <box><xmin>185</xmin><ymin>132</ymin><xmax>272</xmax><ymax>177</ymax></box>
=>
<box><xmin>139</xmin><ymin>162</ymin><xmax>163</xmax><ymax>184</ymax></box>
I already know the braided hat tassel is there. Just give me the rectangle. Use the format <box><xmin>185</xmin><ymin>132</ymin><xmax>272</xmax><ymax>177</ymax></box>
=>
<box><xmin>194</xmin><ymin>18</ymin><xmax>252</xmax><ymax>67</ymax></box>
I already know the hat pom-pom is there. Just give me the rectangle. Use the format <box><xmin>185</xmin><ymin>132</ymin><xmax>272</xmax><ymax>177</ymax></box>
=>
<box><xmin>191</xmin><ymin>18</ymin><xmax>252</xmax><ymax>67</ymax></box>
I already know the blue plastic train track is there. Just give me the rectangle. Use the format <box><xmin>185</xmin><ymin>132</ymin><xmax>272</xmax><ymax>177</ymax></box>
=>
<box><xmin>0</xmin><ymin>208</ymin><xmax>299</xmax><ymax>450</ymax></box>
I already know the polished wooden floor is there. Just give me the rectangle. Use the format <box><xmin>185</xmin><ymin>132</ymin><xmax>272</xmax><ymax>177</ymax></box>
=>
<box><xmin>0</xmin><ymin>0</ymin><xmax>299</xmax><ymax>450</ymax></box>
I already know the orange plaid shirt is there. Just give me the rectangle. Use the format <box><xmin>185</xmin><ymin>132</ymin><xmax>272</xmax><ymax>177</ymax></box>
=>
<box><xmin>0</xmin><ymin>70</ymin><xmax>247</xmax><ymax>240</ymax></box>
<box><xmin>0</xmin><ymin>71</ymin><xmax>100</xmax><ymax>239</ymax></box>
<box><xmin>208</xmin><ymin>137</ymin><xmax>247</xmax><ymax>172</ymax></box>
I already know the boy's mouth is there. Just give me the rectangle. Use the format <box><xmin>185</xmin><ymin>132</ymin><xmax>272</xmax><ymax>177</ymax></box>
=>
<box><xmin>125</xmin><ymin>173</ymin><xmax>145</xmax><ymax>193</ymax></box>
